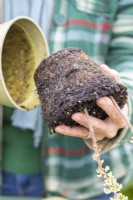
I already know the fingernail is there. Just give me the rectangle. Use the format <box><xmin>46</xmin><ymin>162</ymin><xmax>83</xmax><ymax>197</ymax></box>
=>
<box><xmin>97</xmin><ymin>98</ymin><xmax>105</xmax><ymax>105</ymax></box>
<box><xmin>73</xmin><ymin>115</ymin><xmax>81</xmax><ymax>121</ymax></box>
<box><xmin>55</xmin><ymin>127</ymin><xmax>64</xmax><ymax>132</ymax></box>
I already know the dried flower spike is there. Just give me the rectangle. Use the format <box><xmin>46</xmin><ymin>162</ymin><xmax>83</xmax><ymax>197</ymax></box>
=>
<box><xmin>84</xmin><ymin>107</ymin><xmax>128</xmax><ymax>200</ymax></box>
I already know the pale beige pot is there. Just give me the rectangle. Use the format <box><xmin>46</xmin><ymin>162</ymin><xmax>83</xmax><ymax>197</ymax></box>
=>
<box><xmin>0</xmin><ymin>16</ymin><xmax>49</xmax><ymax>111</ymax></box>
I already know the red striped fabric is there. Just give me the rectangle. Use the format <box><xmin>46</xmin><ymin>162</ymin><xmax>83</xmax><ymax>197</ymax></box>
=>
<box><xmin>64</xmin><ymin>19</ymin><xmax>112</xmax><ymax>30</ymax></box>
<box><xmin>46</xmin><ymin>146</ymin><xmax>90</xmax><ymax>156</ymax></box>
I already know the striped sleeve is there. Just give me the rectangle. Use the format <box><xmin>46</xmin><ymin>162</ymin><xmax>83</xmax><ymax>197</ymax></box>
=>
<box><xmin>106</xmin><ymin>0</ymin><xmax>133</xmax><ymax>146</ymax></box>
<box><xmin>85</xmin><ymin>1</ymin><xmax>133</xmax><ymax>152</ymax></box>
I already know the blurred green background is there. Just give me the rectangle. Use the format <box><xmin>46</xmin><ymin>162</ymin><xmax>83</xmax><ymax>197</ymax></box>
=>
<box><xmin>122</xmin><ymin>180</ymin><xmax>133</xmax><ymax>200</ymax></box>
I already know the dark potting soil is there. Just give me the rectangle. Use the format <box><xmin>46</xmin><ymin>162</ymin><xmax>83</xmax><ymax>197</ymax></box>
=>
<box><xmin>34</xmin><ymin>48</ymin><xmax>127</xmax><ymax>132</ymax></box>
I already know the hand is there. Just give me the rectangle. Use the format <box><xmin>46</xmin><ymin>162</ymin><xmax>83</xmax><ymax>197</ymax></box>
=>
<box><xmin>55</xmin><ymin>65</ymin><xmax>128</xmax><ymax>141</ymax></box>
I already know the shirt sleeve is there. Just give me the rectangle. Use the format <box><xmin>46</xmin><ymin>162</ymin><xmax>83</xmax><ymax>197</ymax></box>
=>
<box><xmin>85</xmin><ymin>0</ymin><xmax>133</xmax><ymax>153</ymax></box>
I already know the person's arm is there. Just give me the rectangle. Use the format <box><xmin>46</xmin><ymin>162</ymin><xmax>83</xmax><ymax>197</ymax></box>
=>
<box><xmin>55</xmin><ymin>2</ymin><xmax>133</xmax><ymax>153</ymax></box>
<box><xmin>104</xmin><ymin>0</ymin><xmax>133</xmax><ymax>150</ymax></box>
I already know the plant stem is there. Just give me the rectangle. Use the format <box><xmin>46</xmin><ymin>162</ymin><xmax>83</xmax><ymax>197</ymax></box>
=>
<box><xmin>84</xmin><ymin>107</ymin><xmax>122</xmax><ymax>193</ymax></box>
<box><xmin>84</xmin><ymin>108</ymin><xmax>104</xmax><ymax>171</ymax></box>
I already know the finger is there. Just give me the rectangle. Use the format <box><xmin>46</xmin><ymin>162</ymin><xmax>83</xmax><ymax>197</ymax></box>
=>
<box><xmin>72</xmin><ymin>112</ymin><xmax>117</xmax><ymax>139</ymax></box>
<box><xmin>90</xmin><ymin>118</ymin><xmax>118</xmax><ymax>139</ymax></box>
<box><xmin>96</xmin><ymin>96</ymin><xmax>126</xmax><ymax>128</ymax></box>
<box><xmin>122</xmin><ymin>103</ymin><xmax>128</xmax><ymax>114</ymax></box>
<box><xmin>100</xmin><ymin>64</ymin><xmax>121</xmax><ymax>83</ymax></box>
<box><xmin>94</xmin><ymin>132</ymin><xmax>106</xmax><ymax>141</ymax></box>
<box><xmin>55</xmin><ymin>116</ymin><xmax>118</xmax><ymax>140</ymax></box>
<box><xmin>102</xmin><ymin>118</ymin><xmax>118</xmax><ymax>138</ymax></box>
<box><xmin>72</xmin><ymin>112</ymin><xmax>106</xmax><ymax>130</ymax></box>
<box><xmin>55</xmin><ymin>123</ymin><xmax>105</xmax><ymax>141</ymax></box>
<box><xmin>55</xmin><ymin>125</ymin><xmax>89</xmax><ymax>138</ymax></box>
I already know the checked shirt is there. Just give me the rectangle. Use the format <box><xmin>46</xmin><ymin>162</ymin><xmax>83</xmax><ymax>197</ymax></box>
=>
<box><xmin>44</xmin><ymin>0</ymin><xmax>133</xmax><ymax>199</ymax></box>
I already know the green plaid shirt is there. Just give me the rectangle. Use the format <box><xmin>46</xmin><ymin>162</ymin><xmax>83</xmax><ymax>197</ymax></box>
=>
<box><xmin>2</xmin><ymin>0</ymin><xmax>133</xmax><ymax>199</ymax></box>
<box><xmin>44</xmin><ymin>0</ymin><xmax>133</xmax><ymax>199</ymax></box>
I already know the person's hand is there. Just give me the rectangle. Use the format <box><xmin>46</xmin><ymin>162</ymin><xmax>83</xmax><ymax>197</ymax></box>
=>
<box><xmin>55</xmin><ymin>64</ymin><xmax>128</xmax><ymax>141</ymax></box>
